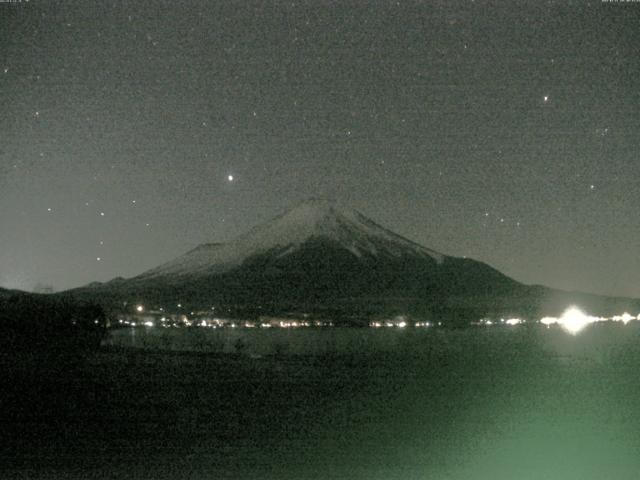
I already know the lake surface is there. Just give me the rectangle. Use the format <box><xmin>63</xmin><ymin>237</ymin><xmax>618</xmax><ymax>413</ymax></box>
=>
<box><xmin>4</xmin><ymin>324</ymin><xmax>640</xmax><ymax>479</ymax></box>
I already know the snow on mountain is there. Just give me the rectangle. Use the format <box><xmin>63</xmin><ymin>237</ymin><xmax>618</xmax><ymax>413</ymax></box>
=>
<box><xmin>137</xmin><ymin>198</ymin><xmax>444</xmax><ymax>279</ymax></box>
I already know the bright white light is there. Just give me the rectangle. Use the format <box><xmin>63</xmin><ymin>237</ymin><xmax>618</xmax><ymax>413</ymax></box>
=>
<box><xmin>540</xmin><ymin>316</ymin><xmax>558</xmax><ymax>326</ymax></box>
<box><xmin>559</xmin><ymin>307</ymin><xmax>590</xmax><ymax>335</ymax></box>
<box><xmin>228</xmin><ymin>174</ymin><xmax>234</xmax><ymax>181</ymax></box>
<box><xmin>144</xmin><ymin>321</ymin><xmax>153</xmax><ymax>327</ymax></box>
<box><xmin>505</xmin><ymin>318</ymin><xmax>522</xmax><ymax>326</ymax></box>
<box><xmin>620</xmin><ymin>312</ymin><xmax>634</xmax><ymax>325</ymax></box>
<box><xmin>136</xmin><ymin>305</ymin><xmax>144</xmax><ymax>312</ymax></box>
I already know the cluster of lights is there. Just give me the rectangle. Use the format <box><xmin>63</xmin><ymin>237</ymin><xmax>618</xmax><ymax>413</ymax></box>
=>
<box><xmin>476</xmin><ymin>318</ymin><xmax>524</xmax><ymax>326</ymax></box>
<box><xmin>121</xmin><ymin>304</ymin><xmax>638</xmax><ymax>335</ymax></box>
<box><xmin>540</xmin><ymin>307</ymin><xmax>639</xmax><ymax>335</ymax></box>
<box><xmin>369</xmin><ymin>320</ymin><xmax>439</xmax><ymax>328</ymax></box>
<box><xmin>370</xmin><ymin>320</ymin><xmax>407</xmax><ymax>328</ymax></box>
<box><xmin>477</xmin><ymin>307</ymin><xmax>639</xmax><ymax>335</ymax></box>
<box><xmin>123</xmin><ymin>309</ymin><xmax>334</xmax><ymax>329</ymax></box>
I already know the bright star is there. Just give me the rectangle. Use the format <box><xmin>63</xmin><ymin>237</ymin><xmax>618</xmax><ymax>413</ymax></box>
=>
<box><xmin>228</xmin><ymin>175</ymin><xmax>234</xmax><ymax>182</ymax></box>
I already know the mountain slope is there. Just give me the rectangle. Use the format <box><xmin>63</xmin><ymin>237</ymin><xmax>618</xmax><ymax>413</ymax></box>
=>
<box><xmin>63</xmin><ymin>199</ymin><xmax>640</xmax><ymax>322</ymax></box>
<box><xmin>136</xmin><ymin>198</ymin><xmax>444</xmax><ymax>280</ymax></box>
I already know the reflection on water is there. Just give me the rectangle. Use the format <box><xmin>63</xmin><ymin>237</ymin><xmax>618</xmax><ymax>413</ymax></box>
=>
<box><xmin>9</xmin><ymin>324</ymin><xmax>640</xmax><ymax>479</ymax></box>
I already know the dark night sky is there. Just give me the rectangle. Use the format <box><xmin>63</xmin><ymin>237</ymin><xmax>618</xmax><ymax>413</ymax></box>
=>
<box><xmin>1</xmin><ymin>0</ymin><xmax>639</xmax><ymax>297</ymax></box>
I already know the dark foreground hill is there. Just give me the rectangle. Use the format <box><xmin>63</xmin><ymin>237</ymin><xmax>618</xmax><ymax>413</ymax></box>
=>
<box><xmin>0</xmin><ymin>290</ymin><xmax>106</xmax><ymax>357</ymax></box>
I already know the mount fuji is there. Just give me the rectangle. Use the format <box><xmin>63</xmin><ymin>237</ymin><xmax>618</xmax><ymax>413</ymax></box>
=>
<box><xmin>138</xmin><ymin>198</ymin><xmax>447</xmax><ymax>279</ymax></box>
<box><xmin>64</xmin><ymin>199</ymin><xmax>640</xmax><ymax>323</ymax></box>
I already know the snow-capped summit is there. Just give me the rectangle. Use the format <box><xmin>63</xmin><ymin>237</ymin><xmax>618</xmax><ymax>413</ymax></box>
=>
<box><xmin>136</xmin><ymin>198</ymin><xmax>444</xmax><ymax>280</ymax></box>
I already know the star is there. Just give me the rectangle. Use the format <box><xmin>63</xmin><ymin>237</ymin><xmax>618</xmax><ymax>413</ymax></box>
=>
<box><xmin>228</xmin><ymin>174</ymin><xmax>234</xmax><ymax>182</ymax></box>
<box><xmin>100</xmin><ymin>212</ymin><xmax>105</xmax><ymax>216</ymax></box>
<box><xmin>543</xmin><ymin>95</ymin><xmax>549</xmax><ymax>103</ymax></box>
<box><xmin>590</xmin><ymin>184</ymin><xmax>595</xmax><ymax>190</ymax></box>
<box><xmin>47</xmin><ymin>207</ymin><xmax>52</xmax><ymax>212</ymax></box>
<box><xmin>96</xmin><ymin>257</ymin><xmax>101</xmax><ymax>262</ymax></box>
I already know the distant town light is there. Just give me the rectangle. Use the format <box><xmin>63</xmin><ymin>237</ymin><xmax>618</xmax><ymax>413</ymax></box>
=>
<box><xmin>620</xmin><ymin>312</ymin><xmax>634</xmax><ymax>325</ymax></box>
<box><xmin>560</xmin><ymin>307</ymin><xmax>590</xmax><ymax>335</ymax></box>
<box><xmin>136</xmin><ymin>305</ymin><xmax>144</xmax><ymax>312</ymax></box>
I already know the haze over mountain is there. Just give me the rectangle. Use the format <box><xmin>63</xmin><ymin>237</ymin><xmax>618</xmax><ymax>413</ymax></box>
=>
<box><xmin>65</xmin><ymin>199</ymin><xmax>640</xmax><ymax>324</ymax></box>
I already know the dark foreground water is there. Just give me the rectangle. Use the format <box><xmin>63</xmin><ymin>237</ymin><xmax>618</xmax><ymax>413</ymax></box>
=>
<box><xmin>3</xmin><ymin>324</ymin><xmax>640</xmax><ymax>479</ymax></box>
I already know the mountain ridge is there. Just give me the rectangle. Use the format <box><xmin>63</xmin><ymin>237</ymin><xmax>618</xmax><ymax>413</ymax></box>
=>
<box><xmin>135</xmin><ymin>198</ymin><xmax>445</xmax><ymax>280</ymax></box>
<box><xmin>63</xmin><ymin>198</ymin><xmax>640</xmax><ymax>322</ymax></box>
